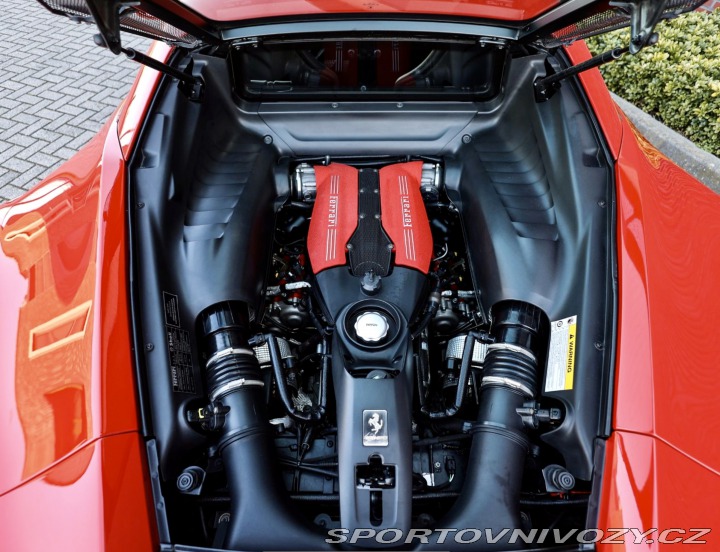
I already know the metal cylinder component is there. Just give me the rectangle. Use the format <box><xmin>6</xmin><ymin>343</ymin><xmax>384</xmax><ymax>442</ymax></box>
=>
<box><xmin>292</xmin><ymin>162</ymin><xmax>317</xmax><ymax>201</ymax></box>
<box><xmin>253</xmin><ymin>336</ymin><xmax>293</xmax><ymax>366</ymax></box>
<box><xmin>420</xmin><ymin>162</ymin><xmax>442</xmax><ymax>201</ymax></box>
<box><xmin>445</xmin><ymin>334</ymin><xmax>488</xmax><ymax>364</ymax></box>
<box><xmin>420</xmin><ymin>162</ymin><xmax>442</xmax><ymax>189</ymax></box>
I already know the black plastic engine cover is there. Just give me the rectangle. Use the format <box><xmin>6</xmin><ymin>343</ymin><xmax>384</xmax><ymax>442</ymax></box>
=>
<box><xmin>315</xmin><ymin>266</ymin><xmax>427</xmax><ymax>323</ymax></box>
<box><xmin>332</xmin><ymin>300</ymin><xmax>414</xmax><ymax>546</ymax></box>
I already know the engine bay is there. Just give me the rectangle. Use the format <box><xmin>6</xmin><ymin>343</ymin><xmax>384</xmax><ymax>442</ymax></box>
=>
<box><xmin>129</xmin><ymin>43</ymin><xmax>615</xmax><ymax>551</ymax></box>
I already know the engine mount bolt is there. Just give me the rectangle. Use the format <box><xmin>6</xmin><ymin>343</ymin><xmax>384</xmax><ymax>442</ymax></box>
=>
<box><xmin>556</xmin><ymin>472</ymin><xmax>575</xmax><ymax>490</ymax></box>
<box><xmin>597</xmin><ymin>200</ymin><xmax>606</xmax><ymax>207</ymax></box>
<box><xmin>176</xmin><ymin>466</ymin><xmax>205</xmax><ymax>494</ymax></box>
<box><xmin>263</xmin><ymin>135</ymin><xmax>273</xmax><ymax>145</ymax></box>
<box><xmin>145</xmin><ymin>343</ymin><xmax>154</xmax><ymax>351</ymax></box>
<box><xmin>462</xmin><ymin>134</ymin><xmax>472</xmax><ymax>144</ymax></box>
<box><xmin>177</xmin><ymin>473</ymin><xmax>195</xmax><ymax>491</ymax></box>
<box><xmin>137</xmin><ymin>202</ymin><xmax>145</xmax><ymax>209</ymax></box>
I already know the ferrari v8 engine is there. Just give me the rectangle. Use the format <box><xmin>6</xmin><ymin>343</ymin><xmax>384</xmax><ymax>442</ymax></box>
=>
<box><xmin>186</xmin><ymin>158</ymin><xmax>568</xmax><ymax>550</ymax></box>
<box><xmin>126</xmin><ymin>34</ymin><xmax>615</xmax><ymax>548</ymax></box>
<box><xmin>139</xmin><ymin>153</ymin><xmax>595</xmax><ymax>551</ymax></box>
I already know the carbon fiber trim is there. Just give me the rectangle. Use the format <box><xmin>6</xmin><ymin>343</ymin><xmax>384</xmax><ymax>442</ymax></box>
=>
<box><xmin>347</xmin><ymin>168</ymin><xmax>393</xmax><ymax>277</ymax></box>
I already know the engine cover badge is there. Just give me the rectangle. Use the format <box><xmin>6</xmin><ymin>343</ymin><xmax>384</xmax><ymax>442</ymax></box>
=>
<box><xmin>363</xmin><ymin>409</ymin><xmax>389</xmax><ymax>446</ymax></box>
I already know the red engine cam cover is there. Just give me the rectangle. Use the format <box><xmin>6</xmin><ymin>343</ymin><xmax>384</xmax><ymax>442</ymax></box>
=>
<box><xmin>307</xmin><ymin>163</ymin><xmax>359</xmax><ymax>273</ymax></box>
<box><xmin>379</xmin><ymin>161</ymin><xmax>433</xmax><ymax>273</ymax></box>
<box><xmin>307</xmin><ymin>161</ymin><xmax>432</xmax><ymax>274</ymax></box>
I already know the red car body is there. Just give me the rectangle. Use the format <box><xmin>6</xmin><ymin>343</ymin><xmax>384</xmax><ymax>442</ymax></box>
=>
<box><xmin>2</xmin><ymin>1</ymin><xmax>720</xmax><ymax>550</ymax></box>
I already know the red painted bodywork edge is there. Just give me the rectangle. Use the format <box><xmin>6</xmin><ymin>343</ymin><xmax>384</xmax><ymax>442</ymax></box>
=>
<box><xmin>570</xmin><ymin>39</ymin><xmax>720</xmax><ymax>548</ymax></box>
<box><xmin>0</xmin><ymin>429</ymin><xmax>138</xmax><ymax>499</ymax></box>
<box><xmin>0</xmin><ymin>42</ymin><xmax>166</xmax><ymax>550</ymax></box>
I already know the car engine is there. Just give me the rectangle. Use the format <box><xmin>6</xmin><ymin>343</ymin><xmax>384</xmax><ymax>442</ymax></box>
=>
<box><xmin>130</xmin><ymin>45</ymin><xmax>613</xmax><ymax>550</ymax></box>
<box><xmin>138</xmin><ymin>155</ymin><xmax>595</xmax><ymax>550</ymax></box>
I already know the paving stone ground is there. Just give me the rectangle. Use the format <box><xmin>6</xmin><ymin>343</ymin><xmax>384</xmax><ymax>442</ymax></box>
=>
<box><xmin>0</xmin><ymin>0</ymin><xmax>149</xmax><ymax>202</ymax></box>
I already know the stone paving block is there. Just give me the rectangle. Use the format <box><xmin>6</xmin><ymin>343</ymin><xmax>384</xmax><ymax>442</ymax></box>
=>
<box><xmin>27</xmin><ymin>151</ymin><xmax>61</xmax><ymax>169</ymax></box>
<box><xmin>1</xmin><ymin>0</ymin><xmax>150</xmax><ymax>203</ymax></box>
<box><xmin>15</xmin><ymin>139</ymin><xmax>51</xmax><ymax>161</ymax></box>
<box><xmin>0</xmin><ymin>183</ymin><xmax>26</xmax><ymax>201</ymax></box>
<box><xmin>11</xmin><ymin>165</ymin><xmax>46</xmax><ymax>189</ymax></box>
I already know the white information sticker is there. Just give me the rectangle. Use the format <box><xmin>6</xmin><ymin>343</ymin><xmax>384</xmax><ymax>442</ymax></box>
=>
<box><xmin>544</xmin><ymin>315</ymin><xmax>577</xmax><ymax>393</ymax></box>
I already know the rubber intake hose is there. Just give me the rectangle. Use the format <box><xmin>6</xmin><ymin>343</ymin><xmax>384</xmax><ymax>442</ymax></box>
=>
<box><xmin>201</xmin><ymin>302</ymin><xmax>332</xmax><ymax>551</ymax></box>
<box><xmin>420</xmin><ymin>300</ymin><xmax>545</xmax><ymax>551</ymax></box>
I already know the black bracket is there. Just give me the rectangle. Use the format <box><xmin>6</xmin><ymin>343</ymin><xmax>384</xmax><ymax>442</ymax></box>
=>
<box><xmin>534</xmin><ymin>44</ymin><xmax>631</xmax><ymax>102</ymax></box>
<box><xmin>93</xmin><ymin>33</ymin><xmax>204</xmax><ymax>101</ymax></box>
<box><xmin>610</xmin><ymin>0</ymin><xmax>671</xmax><ymax>54</ymax></box>
<box><xmin>186</xmin><ymin>401</ymin><xmax>229</xmax><ymax>431</ymax></box>
<box><xmin>84</xmin><ymin>0</ymin><xmax>136</xmax><ymax>55</ymax></box>
<box><xmin>517</xmin><ymin>400</ymin><xmax>562</xmax><ymax>430</ymax></box>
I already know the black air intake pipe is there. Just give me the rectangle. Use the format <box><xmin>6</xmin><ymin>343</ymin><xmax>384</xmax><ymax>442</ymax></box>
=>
<box><xmin>201</xmin><ymin>302</ymin><xmax>331</xmax><ymax>551</ymax></box>
<box><xmin>422</xmin><ymin>300</ymin><xmax>546</xmax><ymax>551</ymax></box>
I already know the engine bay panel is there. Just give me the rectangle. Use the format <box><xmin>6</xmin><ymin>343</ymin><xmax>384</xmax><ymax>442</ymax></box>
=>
<box><xmin>129</xmin><ymin>49</ymin><xmax>614</xmax><ymax>551</ymax></box>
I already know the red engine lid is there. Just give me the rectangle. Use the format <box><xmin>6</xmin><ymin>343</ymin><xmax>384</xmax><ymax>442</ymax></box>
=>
<box><xmin>379</xmin><ymin>161</ymin><xmax>433</xmax><ymax>273</ymax></box>
<box><xmin>306</xmin><ymin>163</ymin><xmax>359</xmax><ymax>273</ymax></box>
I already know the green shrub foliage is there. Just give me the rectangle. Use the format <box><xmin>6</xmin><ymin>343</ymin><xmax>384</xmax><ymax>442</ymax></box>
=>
<box><xmin>586</xmin><ymin>10</ymin><xmax>720</xmax><ymax>156</ymax></box>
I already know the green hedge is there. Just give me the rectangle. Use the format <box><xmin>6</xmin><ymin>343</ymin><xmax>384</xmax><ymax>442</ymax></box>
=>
<box><xmin>585</xmin><ymin>10</ymin><xmax>720</xmax><ymax>156</ymax></box>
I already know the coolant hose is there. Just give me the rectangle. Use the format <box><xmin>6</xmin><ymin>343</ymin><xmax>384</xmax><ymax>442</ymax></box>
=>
<box><xmin>421</xmin><ymin>300</ymin><xmax>545</xmax><ymax>551</ymax></box>
<box><xmin>201</xmin><ymin>302</ymin><xmax>332</xmax><ymax>551</ymax></box>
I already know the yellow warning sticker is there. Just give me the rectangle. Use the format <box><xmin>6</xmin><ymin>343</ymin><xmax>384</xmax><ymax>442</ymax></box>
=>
<box><xmin>545</xmin><ymin>315</ymin><xmax>578</xmax><ymax>393</ymax></box>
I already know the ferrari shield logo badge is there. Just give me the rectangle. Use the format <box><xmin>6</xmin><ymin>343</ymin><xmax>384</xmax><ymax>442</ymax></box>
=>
<box><xmin>363</xmin><ymin>410</ymin><xmax>388</xmax><ymax>447</ymax></box>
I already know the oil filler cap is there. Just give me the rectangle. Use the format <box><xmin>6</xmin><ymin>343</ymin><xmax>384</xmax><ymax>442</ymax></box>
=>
<box><xmin>354</xmin><ymin>311</ymin><xmax>389</xmax><ymax>343</ymax></box>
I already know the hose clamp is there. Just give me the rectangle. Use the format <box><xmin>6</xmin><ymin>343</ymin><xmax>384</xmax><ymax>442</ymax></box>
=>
<box><xmin>206</xmin><ymin>347</ymin><xmax>255</xmax><ymax>370</ymax></box>
<box><xmin>481</xmin><ymin>375</ymin><xmax>534</xmax><ymax>398</ymax></box>
<box><xmin>210</xmin><ymin>378</ymin><xmax>265</xmax><ymax>402</ymax></box>
<box><xmin>486</xmin><ymin>342</ymin><xmax>536</xmax><ymax>362</ymax></box>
